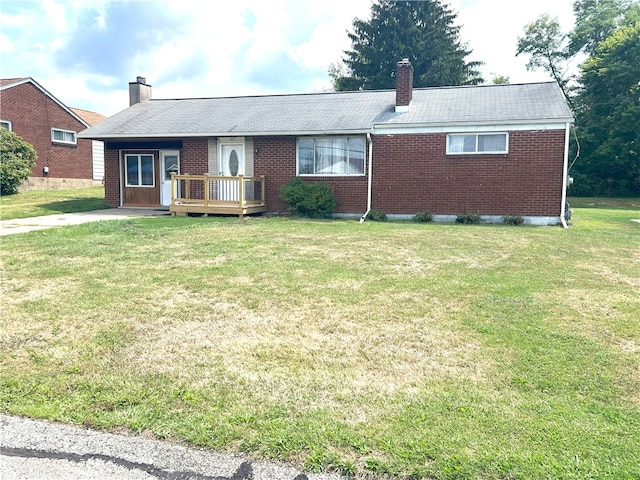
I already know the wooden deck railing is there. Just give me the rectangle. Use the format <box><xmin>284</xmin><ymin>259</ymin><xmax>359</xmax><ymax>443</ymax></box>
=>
<box><xmin>169</xmin><ymin>173</ymin><xmax>267</xmax><ymax>217</ymax></box>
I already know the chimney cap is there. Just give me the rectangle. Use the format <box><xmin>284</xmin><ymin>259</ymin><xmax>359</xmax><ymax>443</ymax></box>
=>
<box><xmin>136</xmin><ymin>76</ymin><xmax>147</xmax><ymax>84</ymax></box>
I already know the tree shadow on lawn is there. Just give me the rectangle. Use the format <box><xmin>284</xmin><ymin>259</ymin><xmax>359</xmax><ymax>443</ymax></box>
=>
<box><xmin>40</xmin><ymin>199</ymin><xmax>111</xmax><ymax>214</ymax></box>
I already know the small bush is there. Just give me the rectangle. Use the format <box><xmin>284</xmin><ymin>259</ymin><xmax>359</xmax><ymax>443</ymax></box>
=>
<box><xmin>366</xmin><ymin>209</ymin><xmax>387</xmax><ymax>222</ymax></box>
<box><xmin>0</xmin><ymin>128</ymin><xmax>37</xmax><ymax>195</ymax></box>
<box><xmin>456</xmin><ymin>213</ymin><xmax>481</xmax><ymax>224</ymax></box>
<box><xmin>413</xmin><ymin>211</ymin><xmax>433</xmax><ymax>223</ymax></box>
<box><xmin>502</xmin><ymin>215</ymin><xmax>525</xmax><ymax>225</ymax></box>
<box><xmin>279</xmin><ymin>177</ymin><xmax>337</xmax><ymax>218</ymax></box>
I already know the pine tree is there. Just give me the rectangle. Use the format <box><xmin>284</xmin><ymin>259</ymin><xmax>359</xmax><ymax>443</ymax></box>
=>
<box><xmin>332</xmin><ymin>0</ymin><xmax>483</xmax><ymax>91</ymax></box>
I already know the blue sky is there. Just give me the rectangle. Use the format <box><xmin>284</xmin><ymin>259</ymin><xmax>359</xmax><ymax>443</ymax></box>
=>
<box><xmin>0</xmin><ymin>0</ymin><xmax>577</xmax><ymax>116</ymax></box>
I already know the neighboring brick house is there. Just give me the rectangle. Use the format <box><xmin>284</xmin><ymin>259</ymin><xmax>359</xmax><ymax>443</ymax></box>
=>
<box><xmin>0</xmin><ymin>77</ymin><xmax>106</xmax><ymax>189</ymax></box>
<box><xmin>79</xmin><ymin>61</ymin><xmax>574</xmax><ymax>225</ymax></box>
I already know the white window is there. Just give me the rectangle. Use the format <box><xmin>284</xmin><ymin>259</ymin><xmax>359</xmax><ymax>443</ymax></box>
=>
<box><xmin>447</xmin><ymin>133</ymin><xmax>508</xmax><ymax>154</ymax></box>
<box><xmin>297</xmin><ymin>137</ymin><xmax>365</xmax><ymax>176</ymax></box>
<box><xmin>0</xmin><ymin>120</ymin><xmax>11</xmax><ymax>131</ymax></box>
<box><xmin>125</xmin><ymin>154</ymin><xmax>155</xmax><ymax>187</ymax></box>
<box><xmin>51</xmin><ymin>128</ymin><xmax>77</xmax><ymax>145</ymax></box>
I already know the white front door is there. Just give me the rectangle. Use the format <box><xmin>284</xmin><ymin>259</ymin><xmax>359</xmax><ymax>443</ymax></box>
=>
<box><xmin>219</xmin><ymin>143</ymin><xmax>244</xmax><ymax>201</ymax></box>
<box><xmin>160</xmin><ymin>150</ymin><xmax>179</xmax><ymax>206</ymax></box>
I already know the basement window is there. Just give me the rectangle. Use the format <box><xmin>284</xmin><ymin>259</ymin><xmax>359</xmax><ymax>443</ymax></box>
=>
<box><xmin>51</xmin><ymin>128</ymin><xmax>77</xmax><ymax>145</ymax></box>
<box><xmin>447</xmin><ymin>133</ymin><xmax>508</xmax><ymax>154</ymax></box>
<box><xmin>297</xmin><ymin>137</ymin><xmax>365</xmax><ymax>176</ymax></box>
<box><xmin>0</xmin><ymin>120</ymin><xmax>11</xmax><ymax>131</ymax></box>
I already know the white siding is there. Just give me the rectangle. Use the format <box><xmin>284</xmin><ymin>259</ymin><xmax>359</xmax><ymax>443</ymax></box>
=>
<box><xmin>208</xmin><ymin>138</ymin><xmax>217</xmax><ymax>174</ymax></box>
<box><xmin>92</xmin><ymin>140</ymin><xmax>105</xmax><ymax>181</ymax></box>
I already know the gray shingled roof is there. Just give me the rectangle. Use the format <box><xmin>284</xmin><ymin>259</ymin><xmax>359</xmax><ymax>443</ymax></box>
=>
<box><xmin>79</xmin><ymin>82</ymin><xmax>573</xmax><ymax>139</ymax></box>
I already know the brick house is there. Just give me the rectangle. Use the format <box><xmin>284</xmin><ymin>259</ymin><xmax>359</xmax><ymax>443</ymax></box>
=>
<box><xmin>0</xmin><ymin>77</ymin><xmax>106</xmax><ymax>189</ymax></box>
<box><xmin>79</xmin><ymin>61</ymin><xmax>574</xmax><ymax>225</ymax></box>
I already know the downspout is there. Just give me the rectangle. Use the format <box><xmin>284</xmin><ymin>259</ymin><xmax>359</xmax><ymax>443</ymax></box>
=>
<box><xmin>360</xmin><ymin>130</ymin><xmax>374</xmax><ymax>223</ymax></box>
<box><xmin>560</xmin><ymin>122</ymin><xmax>571</xmax><ymax>229</ymax></box>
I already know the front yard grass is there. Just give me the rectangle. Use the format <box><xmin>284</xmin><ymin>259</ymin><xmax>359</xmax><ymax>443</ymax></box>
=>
<box><xmin>1</xmin><ymin>202</ymin><xmax>639</xmax><ymax>479</ymax></box>
<box><xmin>0</xmin><ymin>186</ymin><xmax>108</xmax><ymax>220</ymax></box>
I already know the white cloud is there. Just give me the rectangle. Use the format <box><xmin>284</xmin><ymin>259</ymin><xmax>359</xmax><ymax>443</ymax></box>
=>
<box><xmin>0</xmin><ymin>0</ymin><xmax>581</xmax><ymax>116</ymax></box>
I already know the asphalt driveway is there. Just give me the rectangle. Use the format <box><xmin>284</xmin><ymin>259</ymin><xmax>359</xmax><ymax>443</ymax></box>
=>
<box><xmin>1</xmin><ymin>415</ymin><xmax>345</xmax><ymax>480</ymax></box>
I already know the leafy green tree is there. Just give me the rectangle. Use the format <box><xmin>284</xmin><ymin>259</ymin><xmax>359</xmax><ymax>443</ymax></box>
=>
<box><xmin>491</xmin><ymin>75</ymin><xmax>510</xmax><ymax>84</ymax></box>
<box><xmin>0</xmin><ymin>128</ymin><xmax>37</xmax><ymax>195</ymax></box>
<box><xmin>572</xmin><ymin>22</ymin><xmax>640</xmax><ymax>196</ymax></box>
<box><xmin>569</xmin><ymin>0</ymin><xmax>635</xmax><ymax>54</ymax></box>
<box><xmin>516</xmin><ymin>1</ymin><xmax>637</xmax><ymax>104</ymax></box>
<box><xmin>332</xmin><ymin>0</ymin><xmax>483</xmax><ymax>91</ymax></box>
<box><xmin>518</xmin><ymin>0</ymin><xmax>639</xmax><ymax>197</ymax></box>
<box><xmin>516</xmin><ymin>14</ymin><xmax>574</xmax><ymax>105</ymax></box>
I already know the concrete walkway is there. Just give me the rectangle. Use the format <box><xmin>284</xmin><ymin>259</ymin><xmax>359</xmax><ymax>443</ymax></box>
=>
<box><xmin>0</xmin><ymin>208</ymin><xmax>170</xmax><ymax>236</ymax></box>
<box><xmin>1</xmin><ymin>415</ymin><xmax>343</xmax><ymax>480</ymax></box>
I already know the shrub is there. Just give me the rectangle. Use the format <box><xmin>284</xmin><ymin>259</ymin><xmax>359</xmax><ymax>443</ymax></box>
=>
<box><xmin>413</xmin><ymin>211</ymin><xmax>433</xmax><ymax>222</ymax></box>
<box><xmin>366</xmin><ymin>209</ymin><xmax>387</xmax><ymax>222</ymax></box>
<box><xmin>502</xmin><ymin>215</ymin><xmax>525</xmax><ymax>225</ymax></box>
<box><xmin>279</xmin><ymin>177</ymin><xmax>337</xmax><ymax>218</ymax></box>
<box><xmin>455</xmin><ymin>213</ymin><xmax>481</xmax><ymax>224</ymax></box>
<box><xmin>0</xmin><ymin>128</ymin><xmax>37</xmax><ymax>195</ymax></box>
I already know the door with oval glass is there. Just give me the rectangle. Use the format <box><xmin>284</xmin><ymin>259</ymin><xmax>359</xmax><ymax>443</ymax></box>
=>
<box><xmin>219</xmin><ymin>143</ymin><xmax>244</xmax><ymax>201</ymax></box>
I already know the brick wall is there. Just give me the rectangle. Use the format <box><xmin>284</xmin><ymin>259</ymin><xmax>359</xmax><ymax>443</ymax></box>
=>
<box><xmin>371</xmin><ymin>130</ymin><xmax>566</xmax><ymax>217</ymax></box>
<box><xmin>0</xmin><ymin>82</ymin><xmax>94</xmax><ymax>180</ymax></box>
<box><xmin>104</xmin><ymin>149</ymin><xmax>120</xmax><ymax>206</ymax></box>
<box><xmin>253</xmin><ymin>136</ymin><xmax>369</xmax><ymax>214</ymax></box>
<box><xmin>253</xmin><ymin>137</ymin><xmax>297</xmax><ymax>212</ymax></box>
<box><xmin>102</xmin><ymin>130</ymin><xmax>566</xmax><ymax>216</ymax></box>
<box><xmin>181</xmin><ymin>138</ymin><xmax>209</xmax><ymax>175</ymax></box>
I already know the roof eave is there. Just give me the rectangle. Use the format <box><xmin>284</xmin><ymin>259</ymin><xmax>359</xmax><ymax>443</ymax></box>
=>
<box><xmin>373</xmin><ymin>118</ymin><xmax>574</xmax><ymax>133</ymax></box>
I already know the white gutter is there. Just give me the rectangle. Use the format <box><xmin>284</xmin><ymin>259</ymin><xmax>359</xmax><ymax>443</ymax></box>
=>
<box><xmin>560</xmin><ymin>122</ymin><xmax>571</xmax><ymax>229</ymax></box>
<box><xmin>78</xmin><ymin>129</ymin><xmax>372</xmax><ymax>140</ymax></box>
<box><xmin>360</xmin><ymin>131</ymin><xmax>374</xmax><ymax>223</ymax></box>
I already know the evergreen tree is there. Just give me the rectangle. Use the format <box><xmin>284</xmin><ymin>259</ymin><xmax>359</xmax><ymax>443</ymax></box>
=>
<box><xmin>332</xmin><ymin>0</ymin><xmax>483</xmax><ymax>91</ymax></box>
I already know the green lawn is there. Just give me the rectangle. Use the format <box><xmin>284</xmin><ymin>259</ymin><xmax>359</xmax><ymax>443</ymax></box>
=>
<box><xmin>1</xmin><ymin>201</ymin><xmax>639</xmax><ymax>479</ymax></box>
<box><xmin>0</xmin><ymin>186</ymin><xmax>109</xmax><ymax>220</ymax></box>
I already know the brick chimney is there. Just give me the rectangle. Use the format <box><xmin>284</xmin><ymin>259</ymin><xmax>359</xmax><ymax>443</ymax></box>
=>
<box><xmin>395</xmin><ymin>59</ymin><xmax>413</xmax><ymax>113</ymax></box>
<box><xmin>129</xmin><ymin>76</ymin><xmax>151</xmax><ymax>106</ymax></box>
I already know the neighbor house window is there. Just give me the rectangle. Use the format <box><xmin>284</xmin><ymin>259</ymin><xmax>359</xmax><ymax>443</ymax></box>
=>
<box><xmin>51</xmin><ymin>128</ymin><xmax>77</xmax><ymax>145</ymax></box>
<box><xmin>297</xmin><ymin>137</ymin><xmax>366</xmax><ymax>175</ymax></box>
<box><xmin>447</xmin><ymin>133</ymin><xmax>508</xmax><ymax>154</ymax></box>
<box><xmin>0</xmin><ymin>120</ymin><xmax>11</xmax><ymax>131</ymax></box>
<box><xmin>125</xmin><ymin>154</ymin><xmax>154</xmax><ymax>186</ymax></box>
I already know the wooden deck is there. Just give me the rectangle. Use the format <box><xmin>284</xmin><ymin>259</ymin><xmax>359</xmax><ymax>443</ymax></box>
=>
<box><xmin>169</xmin><ymin>174</ymin><xmax>267</xmax><ymax>217</ymax></box>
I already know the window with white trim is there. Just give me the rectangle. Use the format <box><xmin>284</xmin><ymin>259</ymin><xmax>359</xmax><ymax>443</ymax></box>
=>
<box><xmin>446</xmin><ymin>133</ymin><xmax>508</xmax><ymax>154</ymax></box>
<box><xmin>297</xmin><ymin>137</ymin><xmax>365</xmax><ymax>175</ymax></box>
<box><xmin>51</xmin><ymin>128</ymin><xmax>77</xmax><ymax>145</ymax></box>
<box><xmin>125</xmin><ymin>154</ymin><xmax>155</xmax><ymax>187</ymax></box>
<box><xmin>0</xmin><ymin>120</ymin><xmax>11</xmax><ymax>131</ymax></box>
